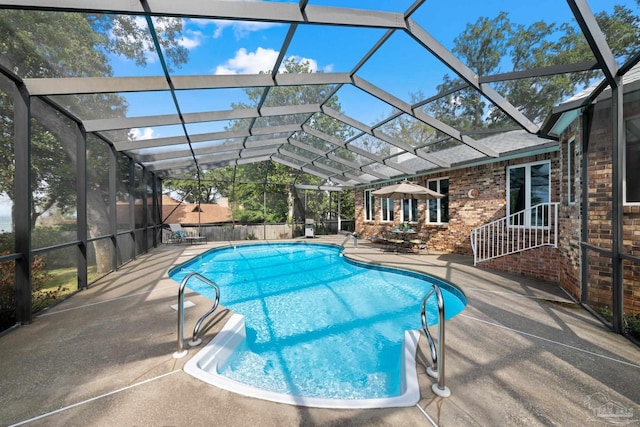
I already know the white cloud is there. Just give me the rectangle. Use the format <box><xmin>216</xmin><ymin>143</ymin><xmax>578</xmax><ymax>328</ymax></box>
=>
<box><xmin>179</xmin><ymin>29</ymin><xmax>204</xmax><ymax>49</ymax></box>
<box><xmin>129</xmin><ymin>128</ymin><xmax>156</xmax><ymax>140</ymax></box>
<box><xmin>214</xmin><ymin>48</ymin><xmax>330</xmax><ymax>76</ymax></box>
<box><xmin>213</xmin><ymin>20</ymin><xmax>281</xmax><ymax>40</ymax></box>
<box><xmin>215</xmin><ymin>47</ymin><xmax>279</xmax><ymax>75</ymax></box>
<box><xmin>322</xmin><ymin>64</ymin><xmax>334</xmax><ymax>73</ymax></box>
<box><xmin>186</xmin><ymin>14</ymin><xmax>281</xmax><ymax>40</ymax></box>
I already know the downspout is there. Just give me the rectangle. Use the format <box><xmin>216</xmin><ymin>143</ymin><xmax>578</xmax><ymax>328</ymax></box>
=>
<box><xmin>580</xmin><ymin>106</ymin><xmax>593</xmax><ymax>306</ymax></box>
<box><xmin>611</xmin><ymin>77</ymin><xmax>624</xmax><ymax>333</ymax></box>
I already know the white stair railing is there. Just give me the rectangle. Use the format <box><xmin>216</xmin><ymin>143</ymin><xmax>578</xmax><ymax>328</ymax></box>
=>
<box><xmin>470</xmin><ymin>203</ymin><xmax>558</xmax><ymax>265</ymax></box>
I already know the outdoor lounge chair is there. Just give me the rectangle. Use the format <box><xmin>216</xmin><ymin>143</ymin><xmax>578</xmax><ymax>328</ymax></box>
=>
<box><xmin>168</xmin><ymin>224</ymin><xmax>206</xmax><ymax>245</ymax></box>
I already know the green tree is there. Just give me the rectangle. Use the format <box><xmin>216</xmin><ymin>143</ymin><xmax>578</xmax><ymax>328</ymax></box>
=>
<box><xmin>162</xmin><ymin>176</ymin><xmax>218</xmax><ymax>204</ymax></box>
<box><xmin>164</xmin><ymin>59</ymin><xmax>354</xmax><ymax>224</ymax></box>
<box><xmin>423</xmin><ymin>4</ymin><xmax>640</xmax><ymax>130</ymax></box>
<box><xmin>229</xmin><ymin>59</ymin><xmax>352</xmax><ymax>222</ymax></box>
<box><xmin>0</xmin><ymin>10</ymin><xmax>188</xmax><ymax>271</ymax></box>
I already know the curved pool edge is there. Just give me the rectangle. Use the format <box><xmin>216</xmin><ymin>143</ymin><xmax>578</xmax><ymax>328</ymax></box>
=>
<box><xmin>340</xmin><ymin>250</ymin><xmax>468</xmax><ymax>306</ymax></box>
<box><xmin>168</xmin><ymin>241</ymin><xmax>344</xmax><ymax>279</ymax></box>
<box><xmin>169</xmin><ymin>240</ymin><xmax>466</xmax><ymax>306</ymax></box>
<box><xmin>183</xmin><ymin>313</ymin><xmax>421</xmax><ymax>409</ymax></box>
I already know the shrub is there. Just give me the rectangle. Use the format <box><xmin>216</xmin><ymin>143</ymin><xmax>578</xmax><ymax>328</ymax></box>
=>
<box><xmin>0</xmin><ymin>253</ymin><xmax>57</xmax><ymax>331</ymax></box>
<box><xmin>625</xmin><ymin>313</ymin><xmax>640</xmax><ymax>340</ymax></box>
<box><xmin>598</xmin><ymin>306</ymin><xmax>613</xmax><ymax>321</ymax></box>
<box><xmin>598</xmin><ymin>306</ymin><xmax>640</xmax><ymax>340</ymax></box>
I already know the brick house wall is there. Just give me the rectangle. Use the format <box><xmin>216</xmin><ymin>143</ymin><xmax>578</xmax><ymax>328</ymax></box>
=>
<box><xmin>557</xmin><ymin>120</ymin><xmax>583</xmax><ymax>301</ymax></box>
<box><xmin>557</xmin><ymin>96</ymin><xmax>640</xmax><ymax>315</ymax></box>
<box><xmin>355</xmin><ymin>152</ymin><xmax>562</xmax><ymax>282</ymax></box>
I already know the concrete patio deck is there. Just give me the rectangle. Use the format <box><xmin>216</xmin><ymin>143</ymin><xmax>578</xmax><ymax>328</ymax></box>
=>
<box><xmin>1</xmin><ymin>235</ymin><xmax>639</xmax><ymax>426</ymax></box>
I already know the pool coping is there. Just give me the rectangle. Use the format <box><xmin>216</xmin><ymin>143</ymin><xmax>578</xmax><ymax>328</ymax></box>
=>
<box><xmin>183</xmin><ymin>313</ymin><xmax>422</xmax><ymax>409</ymax></box>
<box><xmin>177</xmin><ymin>241</ymin><xmax>464</xmax><ymax>409</ymax></box>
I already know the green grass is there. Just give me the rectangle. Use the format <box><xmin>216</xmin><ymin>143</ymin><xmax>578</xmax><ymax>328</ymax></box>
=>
<box><xmin>34</xmin><ymin>266</ymin><xmax>101</xmax><ymax>309</ymax></box>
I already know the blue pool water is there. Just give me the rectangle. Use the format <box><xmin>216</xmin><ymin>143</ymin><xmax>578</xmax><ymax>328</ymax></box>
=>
<box><xmin>170</xmin><ymin>242</ymin><xmax>466</xmax><ymax>403</ymax></box>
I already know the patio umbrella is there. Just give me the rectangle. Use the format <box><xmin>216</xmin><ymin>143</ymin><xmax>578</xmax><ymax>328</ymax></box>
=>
<box><xmin>372</xmin><ymin>180</ymin><xmax>444</xmax><ymax>200</ymax></box>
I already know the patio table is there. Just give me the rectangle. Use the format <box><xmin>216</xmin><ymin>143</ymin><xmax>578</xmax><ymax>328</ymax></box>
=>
<box><xmin>392</xmin><ymin>229</ymin><xmax>418</xmax><ymax>252</ymax></box>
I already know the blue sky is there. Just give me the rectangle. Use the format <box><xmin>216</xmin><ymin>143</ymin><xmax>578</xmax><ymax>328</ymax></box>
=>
<box><xmin>113</xmin><ymin>0</ymin><xmax>639</xmax><ymax>143</ymax></box>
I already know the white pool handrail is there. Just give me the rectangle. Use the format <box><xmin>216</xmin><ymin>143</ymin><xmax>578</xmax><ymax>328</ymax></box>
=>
<box><xmin>421</xmin><ymin>284</ymin><xmax>451</xmax><ymax>397</ymax></box>
<box><xmin>174</xmin><ymin>272</ymin><xmax>220</xmax><ymax>358</ymax></box>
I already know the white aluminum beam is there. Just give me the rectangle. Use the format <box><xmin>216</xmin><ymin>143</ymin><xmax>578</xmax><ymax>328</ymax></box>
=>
<box><xmin>244</xmin><ymin>137</ymin><xmax>289</xmax><ymax>149</ymax></box>
<box><xmin>241</xmin><ymin>147</ymin><xmax>280</xmax><ymax>159</ymax></box>
<box><xmin>84</xmin><ymin>105</ymin><xmax>320</xmax><ymax>133</ymax></box>
<box><xmin>24</xmin><ymin>76</ymin><xmax>170</xmax><ymax>96</ymax></box>
<box><xmin>334</xmin><ymin>172</ymin><xmax>367</xmax><ymax>184</ymax></box>
<box><xmin>24</xmin><ymin>73</ymin><xmax>351</xmax><ymax>96</ymax></box>
<box><xmin>277</xmin><ymin>149</ymin><xmax>315</xmax><ymax>167</ymax></box>
<box><xmin>273</xmin><ymin>153</ymin><xmax>349</xmax><ymax>183</ymax></box>
<box><xmin>310</xmin><ymin>160</ymin><xmax>349</xmax><ymax>176</ymax></box>
<box><xmin>361</xmin><ymin>165</ymin><xmax>392</xmax><ymax>180</ymax></box>
<box><xmin>0</xmin><ymin>1</ymin><xmax>406</xmax><ymax>29</ymax></box>
<box><xmin>154</xmin><ymin>166</ymin><xmax>197</xmax><ymax>177</ymax></box>
<box><xmin>250</xmin><ymin>123</ymin><xmax>302</xmax><ymax>136</ymax></box>
<box><xmin>236</xmin><ymin>155</ymin><xmax>272</xmax><ymax>165</ymax></box>
<box><xmin>115</xmin><ymin>135</ymin><xmax>187</xmax><ymax>151</ymax></box>
<box><xmin>113</xmin><ymin>128</ymin><xmax>252</xmax><ymax>151</ymax></box>
<box><xmin>288</xmin><ymin>139</ymin><xmax>328</xmax><ymax>157</ymax></box>
<box><xmin>344</xmin><ymin>171</ymin><xmax>375</xmax><ymax>184</ymax></box>
<box><xmin>302</xmin><ymin>125</ymin><xmax>348</xmax><ymax>149</ymax></box>
<box><xmin>0</xmin><ymin>0</ymin><xmax>145</xmax><ymax>13</ymax></box>
<box><xmin>134</xmin><ymin>142</ymin><xmax>245</xmax><ymax>162</ymax></box>
<box><xmin>294</xmin><ymin>184</ymin><xmax>345</xmax><ymax>192</ymax></box>
<box><xmin>148</xmin><ymin>149</ymin><xmax>277</xmax><ymax>172</ymax></box>
<box><xmin>271</xmin><ymin>156</ymin><xmax>304</xmax><ymax>171</ymax></box>
<box><xmin>325</xmin><ymin>153</ymin><xmax>362</xmax><ymax>170</ymax></box>
<box><xmin>303</xmin><ymin>5</ymin><xmax>405</xmax><ymax>28</ymax></box>
<box><xmin>84</xmin><ymin>114</ymin><xmax>182</xmax><ymax>133</ymax></box>
<box><xmin>146</xmin><ymin>157</ymin><xmax>199</xmax><ymax>172</ymax></box>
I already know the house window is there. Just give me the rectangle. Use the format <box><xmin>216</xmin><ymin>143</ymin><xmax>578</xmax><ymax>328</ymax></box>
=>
<box><xmin>567</xmin><ymin>137</ymin><xmax>576</xmax><ymax>205</ymax></box>
<box><xmin>427</xmin><ymin>178</ymin><xmax>449</xmax><ymax>224</ymax></box>
<box><xmin>381</xmin><ymin>197</ymin><xmax>394</xmax><ymax>222</ymax></box>
<box><xmin>402</xmin><ymin>199</ymin><xmax>418</xmax><ymax>223</ymax></box>
<box><xmin>507</xmin><ymin>161</ymin><xmax>551</xmax><ymax>227</ymax></box>
<box><xmin>626</xmin><ymin>116</ymin><xmax>640</xmax><ymax>204</ymax></box>
<box><xmin>364</xmin><ymin>189</ymin><xmax>374</xmax><ymax>221</ymax></box>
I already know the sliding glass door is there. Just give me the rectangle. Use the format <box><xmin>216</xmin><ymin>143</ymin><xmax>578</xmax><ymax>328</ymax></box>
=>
<box><xmin>507</xmin><ymin>161</ymin><xmax>550</xmax><ymax>227</ymax></box>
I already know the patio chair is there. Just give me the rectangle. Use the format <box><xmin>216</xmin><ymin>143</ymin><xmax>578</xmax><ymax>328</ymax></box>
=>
<box><xmin>367</xmin><ymin>232</ymin><xmax>387</xmax><ymax>245</ymax></box>
<box><xmin>410</xmin><ymin>231</ymin><xmax>429</xmax><ymax>254</ymax></box>
<box><xmin>383</xmin><ymin>229</ymin><xmax>404</xmax><ymax>252</ymax></box>
<box><xmin>168</xmin><ymin>224</ymin><xmax>206</xmax><ymax>245</ymax></box>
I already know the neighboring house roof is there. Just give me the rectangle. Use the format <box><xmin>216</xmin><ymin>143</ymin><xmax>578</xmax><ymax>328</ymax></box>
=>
<box><xmin>162</xmin><ymin>197</ymin><xmax>231</xmax><ymax>225</ymax></box>
<box><xmin>116</xmin><ymin>195</ymin><xmax>232</xmax><ymax>225</ymax></box>
<box><xmin>540</xmin><ymin>62</ymin><xmax>640</xmax><ymax>138</ymax></box>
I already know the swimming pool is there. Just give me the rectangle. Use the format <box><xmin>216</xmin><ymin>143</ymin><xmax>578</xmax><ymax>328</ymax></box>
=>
<box><xmin>170</xmin><ymin>242</ymin><xmax>466</xmax><ymax>408</ymax></box>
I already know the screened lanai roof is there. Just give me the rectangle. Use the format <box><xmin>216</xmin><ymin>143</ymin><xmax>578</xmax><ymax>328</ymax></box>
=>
<box><xmin>0</xmin><ymin>0</ymin><xmax>638</xmax><ymax>188</ymax></box>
